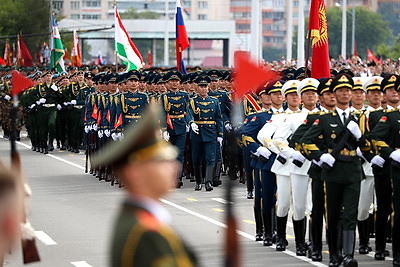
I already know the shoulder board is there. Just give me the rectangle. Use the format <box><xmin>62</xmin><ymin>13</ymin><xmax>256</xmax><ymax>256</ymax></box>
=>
<box><xmin>320</xmin><ymin>110</ymin><xmax>335</xmax><ymax>116</ymax></box>
<box><xmin>247</xmin><ymin>111</ymin><xmax>257</xmax><ymax>116</ymax></box>
<box><xmin>309</xmin><ymin>111</ymin><xmax>321</xmax><ymax>115</ymax></box>
<box><xmin>386</xmin><ymin>108</ymin><xmax>399</xmax><ymax>113</ymax></box>
<box><xmin>370</xmin><ymin>109</ymin><xmax>382</xmax><ymax>113</ymax></box>
<box><xmin>256</xmin><ymin>109</ymin><xmax>272</xmax><ymax>114</ymax></box>
<box><xmin>137</xmin><ymin>210</ymin><xmax>160</xmax><ymax>231</ymax></box>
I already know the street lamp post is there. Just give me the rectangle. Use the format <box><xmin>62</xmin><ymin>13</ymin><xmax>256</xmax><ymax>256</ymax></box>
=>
<box><xmin>341</xmin><ymin>0</ymin><xmax>347</xmax><ymax>59</ymax></box>
<box><xmin>351</xmin><ymin>0</ymin><xmax>355</xmax><ymax>55</ymax></box>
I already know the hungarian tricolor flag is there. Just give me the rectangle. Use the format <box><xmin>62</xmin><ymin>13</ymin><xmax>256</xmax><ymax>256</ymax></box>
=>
<box><xmin>71</xmin><ymin>29</ymin><xmax>82</xmax><ymax>67</ymax></box>
<box><xmin>17</xmin><ymin>34</ymin><xmax>33</xmax><ymax>67</ymax></box>
<box><xmin>176</xmin><ymin>0</ymin><xmax>190</xmax><ymax>73</ymax></box>
<box><xmin>308</xmin><ymin>0</ymin><xmax>330</xmax><ymax>79</ymax></box>
<box><xmin>115</xmin><ymin>7</ymin><xmax>143</xmax><ymax>70</ymax></box>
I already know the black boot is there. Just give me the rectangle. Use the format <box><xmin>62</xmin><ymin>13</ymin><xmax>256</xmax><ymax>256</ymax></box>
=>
<box><xmin>311</xmin><ymin>218</ymin><xmax>323</xmax><ymax>261</ymax></box>
<box><xmin>386</xmin><ymin>217</ymin><xmax>392</xmax><ymax>243</ymax></box>
<box><xmin>342</xmin><ymin>230</ymin><xmax>358</xmax><ymax>267</ymax></box>
<box><xmin>357</xmin><ymin>219</ymin><xmax>371</xmax><ymax>254</ymax></box>
<box><xmin>48</xmin><ymin>138</ymin><xmax>54</xmax><ymax>151</ymax></box>
<box><xmin>368</xmin><ymin>212</ymin><xmax>375</xmax><ymax>238</ymax></box>
<box><xmin>176</xmin><ymin>164</ymin><xmax>184</xmax><ymax>189</ymax></box>
<box><xmin>276</xmin><ymin>215</ymin><xmax>288</xmax><ymax>251</ymax></box>
<box><xmin>262</xmin><ymin>211</ymin><xmax>273</xmax><ymax>246</ymax></box>
<box><xmin>194</xmin><ymin>166</ymin><xmax>202</xmax><ymax>191</ymax></box>
<box><xmin>293</xmin><ymin>218</ymin><xmax>307</xmax><ymax>256</ymax></box>
<box><xmin>60</xmin><ymin>143</ymin><xmax>66</xmax><ymax>150</ymax></box>
<box><xmin>327</xmin><ymin>229</ymin><xmax>340</xmax><ymax>267</ymax></box>
<box><xmin>205</xmin><ymin>166</ymin><xmax>214</xmax><ymax>191</ymax></box>
<box><xmin>254</xmin><ymin>207</ymin><xmax>263</xmax><ymax>242</ymax></box>
<box><xmin>212</xmin><ymin>162</ymin><xmax>222</xmax><ymax>186</ymax></box>
<box><xmin>15</xmin><ymin>130</ymin><xmax>20</xmax><ymax>141</ymax></box>
<box><xmin>246</xmin><ymin>171</ymin><xmax>254</xmax><ymax>198</ymax></box>
<box><xmin>271</xmin><ymin>207</ymin><xmax>277</xmax><ymax>244</ymax></box>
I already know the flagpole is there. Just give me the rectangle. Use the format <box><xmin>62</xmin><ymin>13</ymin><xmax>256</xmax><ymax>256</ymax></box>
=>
<box><xmin>114</xmin><ymin>0</ymin><xmax>118</xmax><ymax>72</ymax></box>
<box><xmin>286</xmin><ymin>0</ymin><xmax>293</xmax><ymax>63</ymax></box>
<box><xmin>164</xmin><ymin>0</ymin><xmax>169</xmax><ymax>66</ymax></box>
<box><xmin>304</xmin><ymin>31</ymin><xmax>311</xmax><ymax>78</ymax></box>
<box><xmin>297</xmin><ymin>0</ymin><xmax>305</xmax><ymax>67</ymax></box>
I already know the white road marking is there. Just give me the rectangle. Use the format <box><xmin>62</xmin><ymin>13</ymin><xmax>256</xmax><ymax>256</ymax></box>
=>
<box><xmin>35</xmin><ymin>231</ymin><xmax>57</xmax><ymax>245</ymax></box>
<box><xmin>15</xmin><ymin>139</ymin><xmax>327</xmax><ymax>266</ymax></box>
<box><xmin>161</xmin><ymin>199</ymin><xmax>327</xmax><ymax>267</ymax></box>
<box><xmin>211</xmin><ymin>197</ymin><xmax>232</xmax><ymax>204</ymax></box>
<box><xmin>71</xmin><ymin>261</ymin><xmax>93</xmax><ymax>267</ymax></box>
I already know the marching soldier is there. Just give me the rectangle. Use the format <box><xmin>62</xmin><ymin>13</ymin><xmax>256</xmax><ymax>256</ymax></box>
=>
<box><xmin>368</xmin><ymin>74</ymin><xmax>398</xmax><ymax>261</ymax></box>
<box><xmin>273</xmin><ymin>78</ymin><xmax>320</xmax><ymax>256</ymax></box>
<box><xmin>187</xmin><ymin>75</ymin><xmax>223</xmax><ymax>191</ymax></box>
<box><xmin>290</xmin><ymin>77</ymin><xmax>336</xmax><ymax>262</ymax></box>
<box><xmin>160</xmin><ymin>70</ymin><xmax>190</xmax><ymax>188</ymax></box>
<box><xmin>241</xmin><ymin>85</ymin><xmax>275</xmax><ymax>246</ymax></box>
<box><xmin>368</xmin><ymin>75</ymin><xmax>400</xmax><ymax>267</ymax></box>
<box><xmin>301</xmin><ymin>73</ymin><xmax>371</xmax><ymax>267</ymax></box>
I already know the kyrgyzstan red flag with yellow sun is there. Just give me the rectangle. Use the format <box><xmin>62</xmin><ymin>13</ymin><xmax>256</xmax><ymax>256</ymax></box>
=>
<box><xmin>308</xmin><ymin>0</ymin><xmax>330</xmax><ymax>79</ymax></box>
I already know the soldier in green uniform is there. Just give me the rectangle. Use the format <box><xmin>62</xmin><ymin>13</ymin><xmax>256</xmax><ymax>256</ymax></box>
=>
<box><xmin>91</xmin><ymin>105</ymin><xmax>197</xmax><ymax>267</ymax></box>
<box><xmin>301</xmin><ymin>73</ymin><xmax>371</xmax><ymax>267</ymax></box>
<box><xmin>369</xmin><ymin>76</ymin><xmax>400</xmax><ymax>267</ymax></box>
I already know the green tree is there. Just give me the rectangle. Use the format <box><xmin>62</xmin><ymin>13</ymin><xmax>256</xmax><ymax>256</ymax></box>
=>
<box><xmin>0</xmin><ymin>0</ymin><xmax>49</xmax><ymax>59</ymax></box>
<box><xmin>377</xmin><ymin>35</ymin><xmax>400</xmax><ymax>60</ymax></box>
<box><xmin>378</xmin><ymin>3</ymin><xmax>400</xmax><ymax>37</ymax></box>
<box><xmin>326</xmin><ymin>7</ymin><xmax>392</xmax><ymax>58</ymax></box>
<box><xmin>120</xmin><ymin>8</ymin><xmax>160</xmax><ymax>20</ymax></box>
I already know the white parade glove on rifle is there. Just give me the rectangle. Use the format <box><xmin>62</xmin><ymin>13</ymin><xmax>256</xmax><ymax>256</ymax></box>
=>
<box><xmin>191</xmin><ymin>122</ymin><xmax>199</xmax><ymax>134</ymax></box>
<box><xmin>319</xmin><ymin>153</ymin><xmax>335</xmax><ymax>167</ymax></box>
<box><xmin>257</xmin><ymin>146</ymin><xmax>271</xmax><ymax>159</ymax></box>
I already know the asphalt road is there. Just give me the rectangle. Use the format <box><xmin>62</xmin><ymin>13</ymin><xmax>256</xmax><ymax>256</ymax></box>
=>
<box><xmin>0</xmin><ymin>133</ymin><xmax>394</xmax><ymax>267</ymax></box>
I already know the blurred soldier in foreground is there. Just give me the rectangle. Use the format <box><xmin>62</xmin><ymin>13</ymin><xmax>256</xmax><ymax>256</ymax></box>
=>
<box><xmin>92</xmin><ymin>105</ymin><xmax>197</xmax><ymax>267</ymax></box>
<box><xmin>0</xmin><ymin>162</ymin><xmax>20</xmax><ymax>267</ymax></box>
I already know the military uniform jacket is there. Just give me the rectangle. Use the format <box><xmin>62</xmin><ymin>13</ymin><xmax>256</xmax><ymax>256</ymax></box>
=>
<box><xmin>241</xmin><ymin>109</ymin><xmax>274</xmax><ymax>170</ymax></box>
<box><xmin>242</xmin><ymin>93</ymin><xmax>262</xmax><ymax>117</ymax></box>
<box><xmin>161</xmin><ymin>90</ymin><xmax>189</xmax><ymax>136</ymax></box>
<box><xmin>209</xmin><ymin>89</ymin><xmax>232</xmax><ymax>125</ymax></box>
<box><xmin>121</xmin><ymin>91</ymin><xmax>149</xmax><ymax>127</ymax></box>
<box><xmin>369</xmin><ymin>108</ymin><xmax>400</xmax><ymax>180</ymax></box>
<box><xmin>97</xmin><ymin>92</ymin><xmax>109</xmax><ymax>130</ymax></box>
<box><xmin>112</xmin><ymin>200</ymin><xmax>197</xmax><ymax>267</ymax></box>
<box><xmin>84</xmin><ymin>92</ymin><xmax>98</xmax><ymax>126</ymax></box>
<box><xmin>36</xmin><ymin>82</ymin><xmax>61</xmax><ymax>106</ymax></box>
<box><xmin>301</xmin><ymin>109</ymin><xmax>371</xmax><ymax>184</ymax></box>
<box><xmin>187</xmin><ymin>95</ymin><xmax>223</xmax><ymax>142</ymax></box>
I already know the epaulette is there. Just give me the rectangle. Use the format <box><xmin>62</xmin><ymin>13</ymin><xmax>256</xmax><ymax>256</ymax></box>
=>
<box><xmin>319</xmin><ymin>110</ymin><xmax>335</xmax><ymax>116</ymax></box>
<box><xmin>137</xmin><ymin>210</ymin><xmax>160</xmax><ymax>230</ymax></box>
<box><xmin>247</xmin><ymin>111</ymin><xmax>257</xmax><ymax>116</ymax></box>
<box><xmin>309</xmin><ymin>111</ymin><xmax>321</xmax><ymax>115</ymax></box>
<box><xmin>385</xmin><ymin>108</ymin><xmax>399</xmax><ymax>113</ymax></box>
<box><xmin>256</xmin><ymin>109</ymin><xmax>272</xmax><ymax>114</ymax></box>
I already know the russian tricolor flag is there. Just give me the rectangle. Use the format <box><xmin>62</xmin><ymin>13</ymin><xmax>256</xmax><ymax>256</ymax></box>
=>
<box><xmin>176</xmin><ymin>0</ymin><xmax>190</xmax><ymax>73</ymax></box>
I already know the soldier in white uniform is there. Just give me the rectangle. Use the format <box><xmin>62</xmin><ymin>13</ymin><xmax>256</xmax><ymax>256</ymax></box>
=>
<box><xmin>257</xmin><ymin>79</ymin><xmax>301</xmax><ymax>252</ymax></box>
<box><xmin>272</xmin><ymin>78</ymin><xmax>320</xmax><ymax>256</ymax></box>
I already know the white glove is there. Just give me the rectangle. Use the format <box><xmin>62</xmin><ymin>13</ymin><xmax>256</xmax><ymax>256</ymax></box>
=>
<box><xmin>291</xmin><ymin>151</ymin><xmax>306</xmax><ymax>163</ymax></box>
<box><xmin>57</xmin><ymin>104</ymin><xmax>62</xmax><ymax>110</ymax></box>
<box><xmin>4</xmin><ymin>95</ymin><xmax>11</xmax><ymax>101</ymax></box>
<box><xmin>92</xmin><ymin>124</ymin><xmax>98</xmax><ymax>131</ymax></box>
<box><xmin>51</xmin><ymin>84</ymin><xmax>58</xmax><ymax>91</ymax></box>
<box><xmin>191</xmin><ymin>122</ymin><xmax>199</xmax><ymax>134</ymax></box>
<box><xmin>111</xmin><ymin>133</ymin><xmax>118</xmax><ymax>141</ymax></box>
<box><xmin>39</xmin><ymin>98</ymin><xmax>46</xmax><ymax>104</ymax></box>
<box><xmin>63</xmin><ymin>102</ymin><xmax>69</xmax><ymax>106</ymax></box>
<box><xmin>84</xmin><ymin>126</ymin><xmax>89</xmax><ymax>133</ymax></box>
<box><xmin>98</xmin><ymin>130</ymin><xmax>103</xmax><ymax>138</ymax></box>
<box><xmin>104</xmin><ymin>129</ymin><xmax>111</xmax><ymax>137</ymax></box>
<box><xmin>389</xmin><ymin>150</ymin><xmax>400</xmax><ymax>163</ymax></box>
<box><xmin>257</xmin><ymin>146</ymin><xmax>271</xmax><ymax>159</ymax></box>
<box><xmin>225</xmin><ymin>123</ymin><xmax>232</xmax><ymax>131</ymax></box>
<box><xmin>70</xmin><ymin>100</ymin><xmax>77</xmax><ymax>105</ymax></box>
<box><xmin>119</xmin><ymin>133</ymin><xmax>124</xmax><ymax>140</ymax></box>
<box><xmin>356</xmin><ymin>147</ymin><xmax>367</xmax><ymax>162</ymax></box>
<box><xmin>347</xmin><ymin>120</ymin><xmax>362</xmax><ymax>139</ymax></box>
<box><xmin>29</xmin><ymin>104</ymin><xmax>36</xmax><ymax>109</ymax></box>
<box><xmin>163</xmin><ymin>131</ymin><xmax>170</xmax><ymax>141</ymax></box>
<box><xmin>36</xmin><ymin>101</ymin><xmax>40</xmax><ymax>105</ymax></box>
<box><xmin>371</xmin><ymin>155</ymin><xmax>385</xmax><ymax>168</ymax></box>
<box><xmin>319</xmin><ymin>153</ymin><xmax>336</xmax><ymax>167</ymax></box>
<box><xmin>312</xmin><ymin>159</ymin><xmax>323</xmax><ymax>167</ymax></box>
<box><xmin>186</xmin><ymin>124</ymin><xmax>190</xmax><ymax>133</ymax></box>
<box><xmin>217</xmin><ymin>137</ymin><xmax>223</xmax><ymax>146</ymax></box>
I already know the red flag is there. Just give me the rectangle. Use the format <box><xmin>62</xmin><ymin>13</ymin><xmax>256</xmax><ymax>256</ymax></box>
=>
<box><xmin>17</xmin><ymin>35</ymin><xmax>33</xmax><ymax>67</ymax></box>
<box><xmin>64</xmin><ymin>48</ymin><xmax>69</xmax><ymax>61</ymax></box>
<box><xmin>114</xmin><ymin>114</ymin><xmax>123</xmax><ymax>129</ymax></box>
<box><xmin>166</xmin><ymin>113</ymin><xmax>173</xmax><ymax>130</ymax></box>
<box><xmin>97</xmin><ymin>111</ymin><xmax>102</xmax><ymax>125</ymax></box>
<box><xmin>353</xmin><ymin>42</ymin><xmax>358</xmax><ymax>57</ymax></box>
<box><xmin>0</xmin><ymin>57</ymin><xmax>6</xmax><ymax>66</ymax></box>
<box><xmin>11</xmin><ymin>70</ymin><xmax>35</xmax><ymax>96</ymax></box>
<box><xmin>91</xmin><ymin>103</ymin><xmax>98</xmax><ymax>119</ymax></box>
<box><xmin>106</xmin><ymin>109</ymin><xmax>111</xmax><ymax>122</ymax></box>
<box><xmin>176</xmin><ymin>0</ymin><xmax>190</xmax><ymax>73</ymax></box>
<box><xmin>4</xmin><ymin>40</ymin><xmax>12</xmax><ymax>66</ymax></box>
<box><xmin>71</xmin><ymin>30</ymin><xmax>82</xmax><ymax>67</ymax></box>
<box><xmin>367</xmin><ymin>49</ymin><xmax>378</xmax><ymax>64</ymax></box>
<box><xmin>147</xmin><ymin>50</ymin><xmax>153</xmax><ymax>66</ymax></box>
<box><xmin>308</xmin><ymin>0</ymin><xmax>330</xmax><ymax>79</ymax></box>
<box><xmin>233</xmin><ymin>51</ymin><xmax>280</xmax><ymax>102</ymax></box>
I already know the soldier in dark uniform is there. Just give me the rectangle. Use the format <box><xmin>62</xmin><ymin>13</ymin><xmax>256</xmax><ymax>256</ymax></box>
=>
<box><xmin>301</xmin><ymin>73</ymin><xmax>371</xmax><ymax>267</ymax></box>
<box><xmin>369</xmin><ymin>75</ymin><xmax>400</xmax><ymax>266</ymax></box>
<box><xmin>91</xmin><ymin>105</ymin><xmax>197</xmax><ymax>267</ymax></box>
<box><xmin>36</xmin><ymin>71</ymin><xmax>62</xmax><ymax>154</ymax></box>
<box><xmin>160</xmin><ymin>70</ymin><xmax>190</xmax><ymax>188</ymax></box>
<box><xmin>187</xmin><ymin>75</ymin><xmax>223</xmax><ymax>191</ymax></box>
